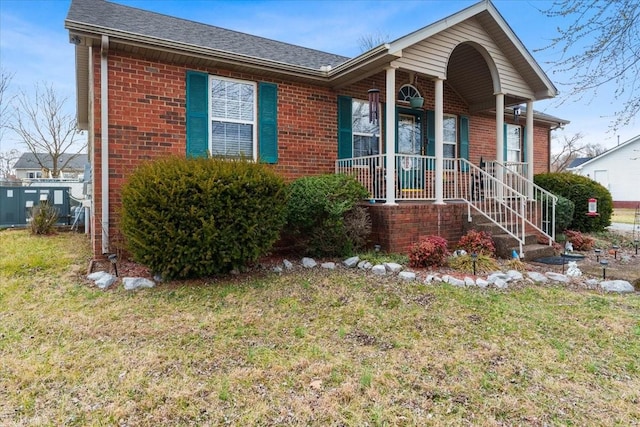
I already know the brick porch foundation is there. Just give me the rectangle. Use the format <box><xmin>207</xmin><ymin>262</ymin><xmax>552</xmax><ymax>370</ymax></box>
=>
<box><xmin>366</xmin><ymin>201</ymin><xmax>467</xmax><ymax>254</ymax></box>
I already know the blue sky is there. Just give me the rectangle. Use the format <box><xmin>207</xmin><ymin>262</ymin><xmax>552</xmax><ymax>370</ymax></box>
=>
<box><xmin>0</xmin><ymin>0</ymin><xmax>637</xmax><ymax>154</ymax></box>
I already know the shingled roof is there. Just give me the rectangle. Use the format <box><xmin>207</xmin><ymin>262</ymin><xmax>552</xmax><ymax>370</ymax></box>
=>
<box><xmin>14</xmin><ymin>153</ymin><xmax>87</xmax><ymax>171</ymax></box>
<box><xmin>65</xmin><ymin>0</ymin><xmax>350</xmax><ymax>70</ymax></box>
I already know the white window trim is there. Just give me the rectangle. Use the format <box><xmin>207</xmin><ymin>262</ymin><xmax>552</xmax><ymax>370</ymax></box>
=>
<box><xmin>208</xmin><ymin>75</ymin><xmax>258</xmax><ymax>160</ymax></box>
<box><xmin>352</xmin><ymin>99</ymin><xmax>381</xmax><ymax>157</ymax></box>
<box><xmin>506</xmin><ymin>124</ymin><xmax>522</xmax><ymax>163</ymax></box>
<box><xmin>443</xmin><ymin>114</ymin><xmax>457</xmax><ymax>159</ymax></box>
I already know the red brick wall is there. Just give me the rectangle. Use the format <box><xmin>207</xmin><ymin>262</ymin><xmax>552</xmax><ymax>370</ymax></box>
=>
<box><xmin>89</xmin><ymin>50</ymin><xmax>555</xmax><ymax>257</ymax></box>
<box><xmin>367</xmin><ymin>202</ymin><xmax>467</xmax><ymax>253</ymax></box>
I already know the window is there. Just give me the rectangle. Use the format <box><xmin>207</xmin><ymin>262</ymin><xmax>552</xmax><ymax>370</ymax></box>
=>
<box><xmin>506</xmin><ymin>124</ymin><xmax>522</xmax><ymax>162</ymax></box>
<box><xmin>352</xmin><ymin>99</ymin><xmax>380</xmax><ymax>157</ymax></box>
<box><xmin>397</xmin><ymin>84</ymin><xmax>421</xmax><ymax>103</ymax></box>
<box><xmin>186</xmin><ymin>71</ymin><xmax>277</xmax><ymax>163</ymax></box>
<box><xmin>210</xmin><ymin>76</ymin><xmax>256</xmax><ymax>158</ymax></box>
<box><xmin>443</xmin><ymin>115</ymin><xmax>457</xmax><ymax>158</ymax></box>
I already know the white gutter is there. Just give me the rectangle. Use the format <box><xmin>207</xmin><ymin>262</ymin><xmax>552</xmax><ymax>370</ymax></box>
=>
<box><xmin>101</xmin><ymin>35</ymin><xmax>109</xmax><ymax>255</ymax></box>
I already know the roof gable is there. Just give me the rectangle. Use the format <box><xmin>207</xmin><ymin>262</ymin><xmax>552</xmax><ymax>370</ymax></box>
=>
<box><xmin>570</xmin><ymin>135</ymin><xmax>640</xmax><ymax>169</ymax></box>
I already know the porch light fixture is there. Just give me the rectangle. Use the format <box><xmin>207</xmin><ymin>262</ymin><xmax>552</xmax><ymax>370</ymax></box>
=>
<box><xmin>600</xmin><ymin>259</ymin><xmax>608</xmax><ymax>280</ymax></box>
<box><xmin>513</xmin><ymin>106</ymin><xmax>521</xmax><ymax>124</ymax></box>
<box><xmin>368</xmin><ymin>88</ymin><xmax>380</xmax><ymax>124</ymax></box>
<box><xmin>594</xmin><ymin>248</ymin><xmax>601</xmax><ymax>262</ymax></box>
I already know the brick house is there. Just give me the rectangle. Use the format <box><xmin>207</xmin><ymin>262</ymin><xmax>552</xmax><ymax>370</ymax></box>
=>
<box><xmin>65</xmin><ymin>0</ymin><xmax>568</xmax><ymax>259</ymax></box>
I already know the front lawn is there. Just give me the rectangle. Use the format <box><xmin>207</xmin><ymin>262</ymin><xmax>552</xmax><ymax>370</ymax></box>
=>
<box><xmin>1</xmin><ymin>229</ymin><xmax>639</xmax><ymax>425</ymax></box>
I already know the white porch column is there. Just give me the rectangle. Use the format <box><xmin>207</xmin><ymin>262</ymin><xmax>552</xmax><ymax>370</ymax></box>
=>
<box><xmin>384</xmin><ymin>66</ymin><xmax>397</xmax><ymax>205</ymax></box>
<box><xmin>495</xmin><ymin>93</ymin><xmax>504</xmax><ymax>200</ymax></box>
<box><xmin>434</xmin><ymin>78</ymin><xmax>445</xmax><ymax>204</ymax></box>
<box><xmin>495</xmin><ymin>93</ymin><xmax>504</xmax><ymax>163</ymax></box>
<box><xmin>526</xmin><ymin>100</ymin><xmax>534</xmax><ymax>199</ymax></box>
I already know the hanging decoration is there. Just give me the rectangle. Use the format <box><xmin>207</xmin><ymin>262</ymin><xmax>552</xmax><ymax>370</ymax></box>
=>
<box><xmin>368</xmin><ymin>88</ymin><xmax>380</xmax><ymax>124</ymax></box>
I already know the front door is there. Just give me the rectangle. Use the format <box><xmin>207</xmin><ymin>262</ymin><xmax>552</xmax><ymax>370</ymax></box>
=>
<box><xmin>397</xmin><ymin>109</ymin><xmax>424</xmax><ymax>190</ymax></box>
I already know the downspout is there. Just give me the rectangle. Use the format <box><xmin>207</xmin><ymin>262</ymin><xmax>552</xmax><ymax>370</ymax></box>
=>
<box><xmin>101</xmin><ymin>35</ymin><xmax>109</xmax><ymax>255</ymax></box>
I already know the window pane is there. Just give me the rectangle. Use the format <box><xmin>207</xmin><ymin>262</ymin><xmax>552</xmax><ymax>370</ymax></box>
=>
<box><xmin>444</xmin><ymin>143</ymin><xmax>456</xmax><ymax>158</ymax></box>
<box><xmin>211</xmin><ymin>78</ymin><xmax>254</xmax><ymax>121</ymax></box>
<box><xmin>443</xmin><ymin>116</ymin><xmax>456</xmax><ymax>143</ymax></box>
<box><xmin>352</xmin><ymin>99</ymin><xmax>380</xmax><ymax>156</ymax></box>
<box><xmin>354</xmin><ymin>135</ymin><xmax>380</xmax><ymax>157</ymax></box>
<box><xmin>211</xmin><ymin>121</ymin><xmax>253</xmax><ymax>157</ymax></box>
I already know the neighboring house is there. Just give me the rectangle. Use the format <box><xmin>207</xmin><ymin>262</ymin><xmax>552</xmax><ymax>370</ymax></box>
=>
<box><xmin>65</xmin><ymin>0</ymin><xmax>568</xmax><ymax>259</ymax></box>
<box><xmin>14</xmin><ymin>153</ymin><xmax>86</xmax><ymax>180</ymax></box>
<box><xmin>568</xmin><ymin>135</ymin><xmax>640</xmax><ymax>208</ymax></box>
<box><xmin>566</xmin><ymin>157</ymin><xmax>592</xmax><ymax>170</ymax></box>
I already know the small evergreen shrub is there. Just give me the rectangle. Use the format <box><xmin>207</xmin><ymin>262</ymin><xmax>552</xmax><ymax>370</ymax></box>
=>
<box><xmin>564</xmin><ymin>229</ymin><xmax>595</xmax><ymax>251</ymax></box>
<box><xmin>534</xmin><ymin>172</ymin><xmax>613</xmax><ymax>232</ymax></box>
<box><xmin>554</xmin><ymin>195</ymin><xmax>575</xmax><ymax>234</ymax></box>
<box><xmin>448</xmin><ymin>254</ymin><xmax>499</xmax><ymax>275</ymax></box>
<box><xmin>29</xmin><ymin>202</ymin><xmax>59</xmax><ymax>235</ymax></box>
<box><xmin>456</xmin><ymin>229</ymin><xmax>496</xmax><ymax>256</ymax></box>
<box><xmin>285</xmin><ymin>174</ymin><xmax>370</xmax><ymax>256</ymax></box>
<box><xmin>121</xmin><ymin>156</ymin><xmax>287</xmax><ymax>279</ymax></box>
<box><xmin>408</xmin><ymin>236</ymin><xmax>448</xmax><ymax>268</ymax></box>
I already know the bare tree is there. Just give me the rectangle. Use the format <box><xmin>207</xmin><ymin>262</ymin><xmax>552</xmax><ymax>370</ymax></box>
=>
<box><xmin>0</xmin><ymin>68</ymin><xmax>13</xmax><ymax>146</ymax></box>
<box><xmin>551</xmin><ymin>132</ymin><xmax>585</xmax><ymax>172</ymax></box>
<box><xmin>537</xmin><ymin>1</ymin><xmax>640</xmax><ymax>132</ymax></box>
<box><xmin>358</xmin><ymin>31</ymin><xmax>389</xmax><ymax>52</ymax></box>
<box><xmin>9</xmin><ymin>83</ymin><xmax>86</xmax><ymax>178</ymax></box>
<box><xmin>0</xmin><ymin>148</ymin><xmax>20</xmax><ymax>179</ymax></box>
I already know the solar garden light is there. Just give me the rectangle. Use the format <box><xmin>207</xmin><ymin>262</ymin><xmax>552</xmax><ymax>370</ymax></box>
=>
<box><xmin>374</xmin><ymin>244</ymin><xmax>381</xmax><ymax>253</ymax></box>
<box><xmin>612</xmin><ymin>244</ymin><xmax>620</xmax><ymax>260</ymax></box>
<box><xmin>108</xmin><ymin>253</ymin><xmax>118</xmax><ymax>277</ymax></box>
<box><xmin>594</xmin><ymin>248</ymin><xmax>602</xmax><ymax>262</ymax></box>
<box><xmin>471</xmin><ymin>252</ymin><xmax>478</xmax><ymax>276</ymax></box>
<box><xmin>600</xmin><ymin>259</ymin><xmax>608</xmax><ymax>280</ymax></box>
<box><xmin>634</xmin><ymin>240</ymin><xmax>639</xmax><ymax>255</ymax></box>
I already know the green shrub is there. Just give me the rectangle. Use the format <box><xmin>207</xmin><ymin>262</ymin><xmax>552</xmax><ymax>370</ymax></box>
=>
<box><xmin>29</xmin><ymin>202</ymin><xmax>59</xmax><ymax>235</ymax></box>
<box><xmin>121</xmin><ymin>156</ymin><xmax>287</xmax><ymax>279</ymax></box>
<box><xmin>554</xmin><ymin>194</ymin><xmax>575</xmax><ymax>234</ymax></box>
<box><xmin>534</xmin><ymin>172</ymin><xmax>612</xmax><ymax>232</ymax></box>
<box><xmin>285</xmin><ymin>174</ymin><xmax>370</xmax><ymax>256</ymax></box>
<box><xmin>408</xmin><ymin>235</ymin><xmax>448</xmax><ymax>268</ymax></box>
<box><xmin>456</xmin><ymin>229</ymin><xmax>496</xmax><ymax>256</ymax></box>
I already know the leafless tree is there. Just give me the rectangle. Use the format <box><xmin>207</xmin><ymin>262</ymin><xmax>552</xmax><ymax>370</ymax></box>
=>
<box><xmin>0</xmin><ymin>68</ymin><xmax>14</xmax><ymax>146</ymax></box>
<box><xmin>0</xmin><ymin>148</ymin><xmax>20</xmax><ymax>179</ymax></box>
<box><xmin>551</xmin><ymin>132</ymin><xmax>607</xmax><ymax>172</ymax></box>
<box><xmin>358</xmin><ymin>31</ymin><xmax>389</xmax><ymax>52</ymax></box>
<box><xmin>537</xmin><ymin>1</ymin><xmax>640</xmax><ymax>133</ymax></box>
<box><xmin>8</xmin><ymin>83</ymin><xmax>86</xmax><ymax>178</ymax></box>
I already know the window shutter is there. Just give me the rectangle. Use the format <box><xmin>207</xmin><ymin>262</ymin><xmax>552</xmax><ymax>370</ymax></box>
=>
<box><xmin>459</xmin><ymin>115</ymin><xmax>470</xmax><ymax>171</ymax></box>
<box><xmin>337</xmin><ymin>96</ymin><xmax>352</xmax><ymax>159</ymax></box>
<box><xmin>426</xmin><ymin>110</ymin><xmax>435</xmax><ymax>170</ymax></box>
<box><xmin>186</xmin><ymin>70</ymin><xmax>209</xmax><ymax>158</ymax></box>
<box><xmin>522</xmin><ymin>126</ymin><xmax>527</xmax><ymax>163</ymax></box>
<box><xmin>258</xmin><ymin>82</ymin><xmax>278</xmax><ymax>164</ymax></box>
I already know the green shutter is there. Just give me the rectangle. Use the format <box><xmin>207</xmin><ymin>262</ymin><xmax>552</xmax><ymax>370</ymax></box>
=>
<box><xmin>426</xmin><ymin>110</ymin><xmax>435</xmax><ymax>170</ymax></box>
<box><xmin>337</xmin><ymin>96</ymin><xmax>352</xmax><ymax>159</ymax></box>
<box><xmin>459</xmin><ymin>115</ymin><xmax>470</xmax><ymax>171</ymax></box>
<box><xmin>258</xmin><ymin>82</ymin><xmax>278</xmax><ymax>164</ymax></box>
<box><xmin>186</xmin><ymin>70</ymin><xmax>209</xmax><ymax>158</ymax></box>
<box><xmin>522</xmin><ymin>126</ymin><xmax>527</xmax><ymax>163</ymax></box>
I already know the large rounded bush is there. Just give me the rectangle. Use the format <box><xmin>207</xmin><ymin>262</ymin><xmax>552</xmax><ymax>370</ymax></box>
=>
<box><xmin>121</xmin><ymin>157</ymin><xmax>287</xmax><ymax>279</ymax></box>
<box><xmin>285</xmin><ymin>173</ymin><xmax>370</xmax><ymax>256</ymax></box>
<box><xmin>534</xmin><ymin>172</ymin><xmax>612</xmax><ymax>232</ymax></box>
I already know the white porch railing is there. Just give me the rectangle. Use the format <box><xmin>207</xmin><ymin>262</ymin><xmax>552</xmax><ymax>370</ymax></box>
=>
<box><xmin>336</xmin><ymin>155</ymin><xmax>557</xmax><ymax>253</ymax></box>
<box><xmin>485</xmin><ymin>160</ymin><xmax>557</xmax><ymax>243</ymax></box>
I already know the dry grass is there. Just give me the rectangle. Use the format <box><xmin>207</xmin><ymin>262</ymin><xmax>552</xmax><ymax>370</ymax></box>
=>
<box><xmin>612</xmin><ymin>208</ymin><xmax>638</xmax><ymax>225</ymax></box>
<box><xmin>1</xmin><ymin>229</ymin><xmax>639</xmax><ymax>426</ymax></box>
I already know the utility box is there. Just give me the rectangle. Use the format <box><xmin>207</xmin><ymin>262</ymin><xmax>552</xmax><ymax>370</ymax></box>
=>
<box><xmin>0</xmin><ymin>186</ymin><xmax>71</xmax><ymax>227</ymax></box>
